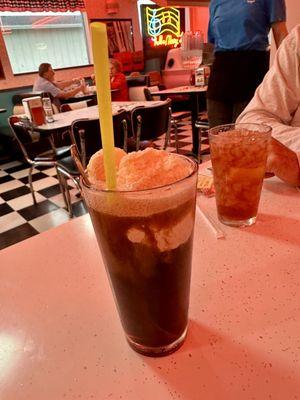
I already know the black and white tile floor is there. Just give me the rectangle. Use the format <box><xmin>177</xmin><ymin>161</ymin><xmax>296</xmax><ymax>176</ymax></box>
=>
<box><xmin>0</xmin><ymin>161</ymin><xmax>87</xmax><ymax>250</ymax></box>
<box><xmin>0</xmin><ymin>120</ymin><xmax>210</xmax><ymax>250</ymax></box>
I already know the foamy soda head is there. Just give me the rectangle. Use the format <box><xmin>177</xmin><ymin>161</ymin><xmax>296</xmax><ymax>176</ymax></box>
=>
<box><xmin>84</xmin><ymin>148</ymin><xmax>197</xmax><ymax>253</ymax></box>
<box><xmin>87</xmin><ymin>147</ymin><xmax>126</xmax><ymax>183</ymax></box>
<box><xmin>87</xmin><ymin>147</ymin><xmax>193</xmax><ymax>190</ymax></box>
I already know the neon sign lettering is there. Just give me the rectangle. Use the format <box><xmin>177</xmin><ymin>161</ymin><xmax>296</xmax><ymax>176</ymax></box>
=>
<box><xmin>145</xmin><ymin>6</ymin><xmax>183</xmax><ymax>48</ymax></box>
<box><xmin>153</xmin><ymin>34</ymin><xmax>181</xmax><ymax>48</ymax></box>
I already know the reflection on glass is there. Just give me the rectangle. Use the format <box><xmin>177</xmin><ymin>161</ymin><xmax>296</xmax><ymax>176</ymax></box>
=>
<box><xmin>181</xmin><ymin>31</ymin><xmax>204</xmax><ymax>70</ymax></box>
<box><xmin>93</xmin><ymin>19</ymin><xmax>134</xmax><ymax>57</ymax></box>
<box><xmin>0</xmin><ymin>333</ymin><xmax>23</xmax><ymax>382</ymax></box>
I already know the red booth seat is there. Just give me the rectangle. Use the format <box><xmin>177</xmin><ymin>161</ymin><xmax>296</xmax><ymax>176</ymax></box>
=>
<box><xmin>132</xmin><ymin>51</ymin><xmax>144</xmax><ymax>71</ymax></box>
<box><xmin>113</xmin><ymin>51</ymin><xmax>144</xmax><ymax>72</ymax></box>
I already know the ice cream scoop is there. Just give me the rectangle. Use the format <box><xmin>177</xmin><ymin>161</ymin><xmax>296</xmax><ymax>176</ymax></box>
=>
<box><xmin>87</xmin><ymin>147</ymin><xmax>194</xmax><ymax>191</ymax></box>
<box><xmin>87</xmin><ymin>147</ymin><xmax>126</xmax><ymax>184</ymax></box>
<box><xmin>117</xmin><ymin>148</ymin><xmax>193</xmax><ymax>190</ymax></box>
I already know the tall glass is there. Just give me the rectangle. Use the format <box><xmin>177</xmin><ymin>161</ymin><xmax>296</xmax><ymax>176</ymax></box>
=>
<box><xmin>181</xmin><ymin>31</ymin><xmax>203</xmax><ymax>70</ymax></box>
<box><xmin>82</xmin><ymin>156</ymin><xmax>198</xmax><ymax>357</ymax></box>
<box><xmin>209</xmin><ymin>123</ymin><xmax>271</xmax><ymax>227</ymax></box>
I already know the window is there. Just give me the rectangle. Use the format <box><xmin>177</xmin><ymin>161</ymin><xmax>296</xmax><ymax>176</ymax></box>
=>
<box><xmin>0</xmin><ymin>11</ymin><xmax>90</xmax><ymax>74</ymax></box>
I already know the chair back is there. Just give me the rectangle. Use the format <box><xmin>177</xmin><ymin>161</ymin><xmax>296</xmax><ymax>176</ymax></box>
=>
<box><xmin>113</xmin><ymin>51</ymin><xmax>133</xmax><ymax>72</ymax></box>
<box><xmin>8</xmin><ymin>115</ymin><xmax>53</xmax><ymax>163</ymax></box>
<box><xmin>70</xmin><ymin>110</ymin><xmax>128</xmax><ymax>168</ymax></box>
<box><xmin>144</xmin><ymin>85</ymin><xmax>161</xmax><ymax>102</ymax></box>
<box><xmin>12</xmin><ymin>105</ymin><xmax>25</xmax><ymax>115</ymax></box>
<box><xmin>148</xmin><ymin>71</ymin><xmax>162</xmax><ymax>86</ymax></box>
<box><xmin>126</xmin><ymin>75</ymin><xmax>148</xmax><ymax>88</ymax></box>
<box><xmin>12</xmin><ymin>92</ymin><xmax>42</xmax><ymax>106</ymax></box>
<box><xmin>12</xmin><ymin>91</ymin><xmax>59</xmax><ymax>115</ymax></box>
<box><xmin>132</xmin><ymin>51</ymin><xmax>144</xmax><ymax>71</ymax></box>
<box><xmin>131</xmin><ymin>99</ymin><xmax>172</xmax><ymax>150</ymax></box>
<box><xmin>128</xmin><ymin>86</ymin><xmax>147</xmax><ymax>101</ymax></box>
<box><xmin>60</xmin><ymin>99</ymin><xmax>94</xmax><ymax>113</ymax></box>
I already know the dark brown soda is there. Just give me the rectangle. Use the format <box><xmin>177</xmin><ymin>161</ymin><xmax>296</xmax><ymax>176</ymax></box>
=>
<box><xmin>30</xmin><ymin>106</ymin><xmax>45</xmax><ymax>126</ymax></box>
<box><xmin>88</xmin><ymin>198</ymin><xmax>194</xmax><ymax>352</ymax></box>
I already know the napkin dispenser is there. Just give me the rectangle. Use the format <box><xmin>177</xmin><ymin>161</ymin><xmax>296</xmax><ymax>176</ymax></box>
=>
<box><xmin>22</xmin><ymin>96</ymin><xmax>45</xmax><ymax>126</ymax></box>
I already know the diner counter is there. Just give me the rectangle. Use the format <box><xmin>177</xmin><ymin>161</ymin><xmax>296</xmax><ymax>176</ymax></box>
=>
<box><xmin>0</xmin><ymin>173</ymin><xmax>299</xmax><ymax>399</ymax></box>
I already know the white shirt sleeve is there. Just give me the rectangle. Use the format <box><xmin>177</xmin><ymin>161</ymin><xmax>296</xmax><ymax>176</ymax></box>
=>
<box><xmin>33</xmin><ymin>77</ymin><xmax>62</xmax><ymax>98</ymax></box>
<box><xmin>237</xmin><ymin>25</ymin><xmax>300</xmax><ymax>163</ymax></box>
<box><xmin>43</xmin><ymin>81</ymin><xmax>62</xmax><ymax>98</ymax></box>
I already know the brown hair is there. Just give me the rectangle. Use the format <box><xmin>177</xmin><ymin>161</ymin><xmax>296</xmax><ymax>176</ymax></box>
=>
<box><xmin>38</xmin><ymin>63</ymin><xmax>51</xmax><ymax>77</ymax></box>
<box><xmin>110</xmin><ymin>59</ymin><xmax>123</xmax><ymax>73</ymax></box>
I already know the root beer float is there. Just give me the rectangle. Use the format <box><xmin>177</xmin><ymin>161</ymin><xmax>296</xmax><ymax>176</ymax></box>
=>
<box><xmin>81</xmin><ymin>23</ymin><xmax>198</xmax><ymax>356</ymax></box>
<box><xmin>83</xmin><ymin>148</ymin><xmax>198</xmax><ymax>356</ymax></box>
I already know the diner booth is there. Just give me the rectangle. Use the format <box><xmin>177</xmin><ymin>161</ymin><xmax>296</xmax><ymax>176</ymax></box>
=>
<box><xmin>0</xmin><ymin>0</ymin><xmax>300</xmax><ymax>399</ymax></box>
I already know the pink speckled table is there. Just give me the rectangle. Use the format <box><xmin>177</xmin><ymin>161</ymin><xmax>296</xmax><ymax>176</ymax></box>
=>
<box><xmin>0</xmin><ymin>174</ymin><xmax>299</xmax><ymax>400</ymax></box>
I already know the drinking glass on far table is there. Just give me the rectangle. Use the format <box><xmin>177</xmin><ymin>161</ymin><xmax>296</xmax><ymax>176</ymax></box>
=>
<box><xmin>209</xmin><ymin>123</ymin><xmax>271</xmax><ymax>227</ymax></box>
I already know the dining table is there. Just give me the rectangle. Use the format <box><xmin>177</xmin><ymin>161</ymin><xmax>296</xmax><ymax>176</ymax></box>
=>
<box><xmin>151</xmin><ymin>85</ymin><xmax>207</xmax><ymax>158</ymax></box>
<box><xmin>0</xmin><ymin>163</ymin><xmax>299</xmax><ymax>400</ymax></box>
<box><xmin>35</xmin><ymin>101</ymin><xmax>163</xmax><ymax>132</ymax></box>
<box><xmin>62</xmin><ymin>86</ymin><xmax>118</xmax><ymax>104</ymax></box>
<box><xmin>62</xmin><ymin>92</ymin><xmax>97</xmax><ymax>104</ymax></box>
<box><xmin>151</xmin><ymin>85</ymin><xmax>207</xmax><ymax>156</ymax></box>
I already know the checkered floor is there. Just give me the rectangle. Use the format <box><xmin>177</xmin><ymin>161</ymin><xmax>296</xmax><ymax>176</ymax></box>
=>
<box><xmin>0</xmin><ymin>161</ymin><xmax>87</xmax><ymax>250</ymax></box>
<box><xmin>0</xmin><ymin>119</ymin><xmax>210</xmax><ymax>250</ymax></box>
<box><xmin>155</xmin><ymin>118</ymin><xmax>210</xmax><ymax>157</ymax></box>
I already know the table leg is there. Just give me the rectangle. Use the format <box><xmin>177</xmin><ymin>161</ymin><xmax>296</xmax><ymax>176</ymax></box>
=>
<box><xmin>191</xmin><ymin>93</ymin><xmax>199</xmax><ymax>156</ymax></box>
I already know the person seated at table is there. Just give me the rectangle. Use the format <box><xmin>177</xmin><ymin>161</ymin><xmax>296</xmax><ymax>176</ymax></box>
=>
<box><xmin>33</xmin><ymin>63</ymin><xmax>86</xmax><ymax>105</ymax></box>
<box><xmin>110</xmin><ymin>59</ymin><xmax>129</xmax><ymax>102</ymax></box>
<box><xmin>237</xmin><ymin>25</ymin><xmax>300</xmax><ymax>187</ymax></box>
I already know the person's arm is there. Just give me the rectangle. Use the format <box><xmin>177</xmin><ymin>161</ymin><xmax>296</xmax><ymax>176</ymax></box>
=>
<box><xmin>110</xmin><ymin>73</ymin><xmax>126</xmax><ymax>90</ymax></box>
<box><xmin>56</xmin><ymin>78</ymin><xmax>81</xmax><ymax>90</ymax></box>
<box><xmin>237</xmin><ymin>26</ymin><xmax>300</xmax><ymax>153</ymax></box>
<box><xmin>207</xmin><ymin>19</ymin><xmax>215</xmax><ymax>45</ymax></box>
<box><xmin>207</xmin><ymin>3</ymin><xmax>215</xmax><ymax>45</ymax></box>
<box><xmin>271</xmin><ymin>21</ymin><xmax>288</xmax><ymax>48</ymax></box>
<box><xmin>56</xmin><ymin>82</ymin><xmax>86</xmax><ymax>100</ymax></box>
<box><xmin>267</xmin><ymin>138</ymin><xmax>300</xmax><ymax>186</ymax></box>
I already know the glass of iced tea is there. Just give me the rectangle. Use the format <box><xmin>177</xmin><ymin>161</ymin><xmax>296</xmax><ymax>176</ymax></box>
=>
<box><xmin>209</xmin><ymin>123</ymin><xmax>271</xmax><ymax>227</ymax></box>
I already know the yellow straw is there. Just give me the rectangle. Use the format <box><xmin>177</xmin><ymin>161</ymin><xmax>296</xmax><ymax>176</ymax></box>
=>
<box><xmin>91</xmin><ymin>22</ymin><xmax>116</xmax><ymax>190</ymax></box>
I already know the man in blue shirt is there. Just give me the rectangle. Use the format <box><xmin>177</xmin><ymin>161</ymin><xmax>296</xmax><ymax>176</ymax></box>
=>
<box><xmin>207</xmin><ymin>0</ymin><xmax>288</xmax><ymax>128</ymax></box>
